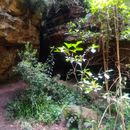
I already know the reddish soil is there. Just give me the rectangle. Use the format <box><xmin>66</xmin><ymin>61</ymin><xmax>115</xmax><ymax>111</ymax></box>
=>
<box><xmin>0</xmin><ymin>81</ymin><xmax>26</xmax><ymax>130</ymax></box>
<box><xmin>0</xmin><ymin>81</ymin><xmax>67</xmax><ymax>130</ymax></box>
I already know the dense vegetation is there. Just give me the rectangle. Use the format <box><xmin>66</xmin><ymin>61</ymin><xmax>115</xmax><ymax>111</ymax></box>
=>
<box><xmin>7</xmin><ymin>0</ymin><xmax>130</xmax><ymax>130</ymax></box>
<box><xmin>8</xmin><ymin>44</ymin><xmax>85</xmax><ymax>124</ymax></box>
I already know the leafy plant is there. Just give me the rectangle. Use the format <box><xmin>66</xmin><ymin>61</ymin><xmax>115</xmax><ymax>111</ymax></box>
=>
<box><xmin>85</xmin><ymin>0</ymin><xmax>130</xmax><ymax>129</ymax></box>
<box><xmin>55</xmin><ymin>40</ymin><xmax>101</xmax><ymax>130</ymax></box>
<box><xmin>55</xmin><ymin>40</ymin><xmax>101</xmax><ymax>94</ymax></box>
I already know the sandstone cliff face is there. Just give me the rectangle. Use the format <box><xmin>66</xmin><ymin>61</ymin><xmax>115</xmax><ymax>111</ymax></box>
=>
<box><xmin>0</xmin><ymin>0</ymin><xmax>41</xmax><ymax>79</ymax></box>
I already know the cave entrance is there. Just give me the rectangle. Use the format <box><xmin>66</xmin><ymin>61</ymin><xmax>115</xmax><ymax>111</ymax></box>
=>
<box><xmin>39</xmin><ymin>5</ymin><xmax>72</xmax><ymax>79</ymax></box>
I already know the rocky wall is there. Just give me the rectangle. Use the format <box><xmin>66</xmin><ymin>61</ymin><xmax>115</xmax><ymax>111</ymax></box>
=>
<box><xmin>0</xmin><ymin>0</ymin><xmax>41</xmax><ymax>79</ymax></box>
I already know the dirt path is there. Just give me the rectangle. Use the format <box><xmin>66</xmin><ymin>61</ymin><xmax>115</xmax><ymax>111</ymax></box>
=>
<box><xmin>0</xmin><ymin>81</ymin><xmax>67</xmax><ymax>130</ymax></box>
<box><xmin>0</xmin><ymin>81</ymin><xmax>27</xmax><ymax>130</ymax></box>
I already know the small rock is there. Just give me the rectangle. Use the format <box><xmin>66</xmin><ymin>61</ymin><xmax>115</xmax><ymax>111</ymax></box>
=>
<box><xmin>64</xmin><ymin>105</ymin><xmax>98</xmax><ymax>121</ymax></box>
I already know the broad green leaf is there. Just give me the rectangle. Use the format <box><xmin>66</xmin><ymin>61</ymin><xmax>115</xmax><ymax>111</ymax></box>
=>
<box><xmin>75</xmin><ymin>48</ymin><xmax>83</xmax><ymax>51</ymax></box>
<box><xmin>64</xmin><ymin>42</ymin><xmax>72</xmax><ymax>49</ymax></box>
<box><xmin>76</xmin><ymin>41</ymin><xmax>83</xmax><ymax>46</ymax></box>
<box><xmin>91</xmin><ymin>44</ymin><xmax>99</xmax><ymax>49</ymax></box>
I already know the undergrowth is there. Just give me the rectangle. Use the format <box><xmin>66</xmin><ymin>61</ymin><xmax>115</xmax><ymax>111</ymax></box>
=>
<box><xmin>7</xmin><ymin>43</ymin><xmax>85</xmax><ymax>124</ymax></box>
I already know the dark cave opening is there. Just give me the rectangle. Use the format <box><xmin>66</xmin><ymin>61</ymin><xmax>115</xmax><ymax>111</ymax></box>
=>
<box><xmin>39</xmin><ymin>26</ymin><xmax>72</xmax><ymax>80</ymax></box>
<box><xmin>39</xmin><ymin>5</ymin><xmax>73</xmax><ymax>79</ymax></box>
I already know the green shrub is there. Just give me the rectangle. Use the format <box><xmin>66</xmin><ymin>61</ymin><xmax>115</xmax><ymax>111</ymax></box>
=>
<box><xmin>7</xmin><ymin>43</ymin><xmax>84</xmax><ymax>124</ymax></box>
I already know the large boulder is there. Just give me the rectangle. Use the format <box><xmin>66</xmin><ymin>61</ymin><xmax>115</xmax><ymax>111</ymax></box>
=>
<box><xmin>0</xmin><ymin>0</ymin><xmax>41</xmax><ymax>79</ymax></box>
